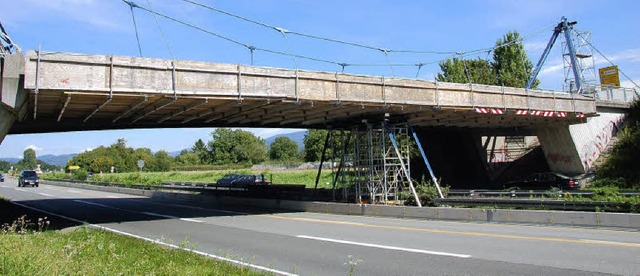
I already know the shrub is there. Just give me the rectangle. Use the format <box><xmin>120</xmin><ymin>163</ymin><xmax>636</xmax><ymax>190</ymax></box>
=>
<box><xmin>72</xmin><ymin>169</ymin><xmax>88</xmax><ymax>181</ymax></box>
<box><xmin>401</xmin><ymin>179</ymin><xmax>449</xmax><ymax>207</ymax></box>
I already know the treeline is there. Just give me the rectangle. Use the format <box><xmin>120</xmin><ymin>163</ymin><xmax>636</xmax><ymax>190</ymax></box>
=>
<box><xmin>437</xmin><ymin>31</ymin><xmax>538</xmax><ymax>89</ymax></box>
<box><xmin>0</xmin><ymin>148</ymin><xmax>61</xmax><ymax>173</ymax></box>
<box><xmin>66</xmin><ymin>128</ymin><xmax>336</xmax><ymax>173</ymax></box>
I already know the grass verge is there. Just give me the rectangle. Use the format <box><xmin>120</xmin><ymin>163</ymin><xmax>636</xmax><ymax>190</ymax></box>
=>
<box><xmin>1</xmin><ymin>228</ymin><xmax>268</xmax><ymax>275</ymax></box>
<box><xmin>0</xmin><ymin>198</ymin><xmax>268</xmax><ymax>275</ymax></box>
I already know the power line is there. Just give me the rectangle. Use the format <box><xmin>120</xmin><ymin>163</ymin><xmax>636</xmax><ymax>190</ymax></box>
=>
<box><xmin>125</xmin><ymin>1</ymin><xmax>144</xmax><ymax>57</ymax></box>
<box><xmin>122</xmin><ymin>0</ymin><xmax>571</xmax><ymax>81</ymax></box>
<box><xmin>574</xmin><ymin>31</ymin><xmax>640</xmax><ymax>91</ymax></box>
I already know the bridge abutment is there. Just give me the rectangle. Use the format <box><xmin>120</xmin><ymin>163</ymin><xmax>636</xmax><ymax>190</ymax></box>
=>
<box><xmin>537</xmin><ymin>109</ymin><xmax>625</xmax><ymax>175</ymax></box>
<box><xmin>0</xmin><ymin>52</ymin><xmax>26</xmax><ymax>144</ymax></box>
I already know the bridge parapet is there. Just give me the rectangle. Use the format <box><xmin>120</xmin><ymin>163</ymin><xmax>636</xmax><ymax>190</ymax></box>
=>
<box><xmin>23</xmin><ymin>50</ymin><xmax>597</xmax><ymax>113</ymax></box>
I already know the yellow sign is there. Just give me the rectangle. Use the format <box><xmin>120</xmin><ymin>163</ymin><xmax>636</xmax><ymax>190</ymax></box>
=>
<box><xmin>67</xmin><ymin>165</ymin><xmax>80</xmax><ymax>170</ymax></box>
<box><xmin>599</xmin><ymin>66</ymin><xmax>620</xmax><ymax>87</ymax></box>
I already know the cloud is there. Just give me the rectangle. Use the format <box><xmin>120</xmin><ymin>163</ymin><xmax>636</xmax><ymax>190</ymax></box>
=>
<box><xmin>539</xmin><ymin>61</ymin><xmax>565</xmax><ymax>76</ymax></box>
<box><xmin>24</xmin><ymin>144</ymin><xmax>43</xmax><ymax>152</ymax></box>
<box><xmin>620</xmin><ymin>79</ymin><xmax>640</xmax><ymax>89</ymax></box>
<box><xmin>593</xmin><ymin>48</ymin><xmax>640</xmax><ymax>66</ymax></box>
<box><xmin>524</xmin><ymin>40</ymin><xmax>548</xmax><ymax>53</ymax></box>
<box><xmin>82</xmin><ymin>147</ymin><xmax>94</xmax><ymax>153</ymax></box>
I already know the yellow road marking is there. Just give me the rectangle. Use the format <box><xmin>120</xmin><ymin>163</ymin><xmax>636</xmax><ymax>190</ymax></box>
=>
<box><xmin>296</xmin><ymin>211</ymin><xmax>640</xmax><ymax>235</ymax></box>
<box><xmin>261</xmin><ymin>214</ymin><xmax>640</xmax><ymax>248</ymax></box>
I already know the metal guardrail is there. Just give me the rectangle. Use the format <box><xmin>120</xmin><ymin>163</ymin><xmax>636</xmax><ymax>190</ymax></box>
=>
<box><xmin>43</xmin><ymin>179</ymin><xmax>306</xmax><ymax>199</ymax></box>
<box><xmin>586</xmin><ymin>85</ymin><xmax>638</xmax><ymax>103</ymax></box>
<box><xmin>448</xmin><ymin>189</ymin><xmax>640</xmax><ymax>198</ymax></box>
<box><xmin>436</xmin><ymin>198</ymin><xmax>634</xmax><ymax>212</ymax></box>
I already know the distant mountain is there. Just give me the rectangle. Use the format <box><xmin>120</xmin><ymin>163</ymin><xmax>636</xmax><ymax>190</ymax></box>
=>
<box><xmin>38</xmin><ymin>154</ymin><xmax>77</xmax><ymax>166</ymax></box>
<box><xmin>167</xmin><ymin>150</ymin><xmax>183</xmax><ymax>157</ymax></box>
<box><xmin>0</xmin><ymin>157</ymin><xmax>20</xmax><ymax>164</ymax></box>
<box><xmin>265</xmin><ymin>131</ymin><xmax>306</xmax><ymax>150</ymax></box>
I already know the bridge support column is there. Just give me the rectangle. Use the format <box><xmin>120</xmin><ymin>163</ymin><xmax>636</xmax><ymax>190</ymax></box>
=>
<box><xmin>537</xmin><ymin>110</ymin><xmax>626</xmax><ymax>174</ymax></box>
<box><xmin>1</xmin><ymin>52</ymin><xmax>27</xmax><ymax>144</ymax></box>
<box><xmin>0</xmin><ymin>103</ymin><xmax>16</xmax><ymax>144</ymax></box>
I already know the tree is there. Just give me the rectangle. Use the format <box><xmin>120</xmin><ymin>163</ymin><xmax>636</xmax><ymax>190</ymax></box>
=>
<box><xmin>20</xmin><ymin>148</ymin><xmax>37</xmax><ymax>170</ymax></box>
<box><xmin>191</xmin><ymin>139</ymin><xmax>210</xmax><ymax>164</ymax></box>
<box><xmin>492</xmin><ymin>31</ymin><xmax>539</xmax><ymax>88</ymax></box>
<box><xmin>176</xmin><ymin>150</ymin><xmax>201</xmax><ymax>166</ymax></box>
<box><xmin>208</xmin><ymin>128</ymin><xmax>267</xmax><ymax>165</ymax></box>
<box><xmin>153</xmin><ymin>150</ymin><xmax>174</xmax><ymax>171</ymax></box>
<box><xmin>90</xmin><ymin>156</ymin><xmax>114</xmax><ymax>173</ymax></box>
<box><xmin>437</xmin><ymin>58</ymin><xmax>496</xmax><ymax>85</ymax></box>
<box><xmin>303</xmin><ymin>129</ymin><xmax>329</xmax><ymax>162</ymax></box>
<box><xmin>436</xmin><ymin>31</ymin><xmax>540</xmax><ymax>88</ymax></box>
<box><xmin>269</xmin><ymin>137</ymin><xmax>299</xmax><ymax>161</ymax></box>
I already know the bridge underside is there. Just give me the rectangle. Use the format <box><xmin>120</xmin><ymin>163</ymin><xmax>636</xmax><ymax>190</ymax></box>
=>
<box><xmin>6</xmin><ymin>50</ymin><xmax>596</xmax><ymax>134</ymax></box>
<box><xmin>10</xmin><ymin>90</ymin><xmax>588</xmax><ymax>135</ymax></box>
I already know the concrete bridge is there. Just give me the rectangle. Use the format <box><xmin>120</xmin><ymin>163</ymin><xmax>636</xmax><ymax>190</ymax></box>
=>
<box><xmin>1</xmin><ymin>50</ymin><xmax>635</xmax><ymax>185</ymax></box>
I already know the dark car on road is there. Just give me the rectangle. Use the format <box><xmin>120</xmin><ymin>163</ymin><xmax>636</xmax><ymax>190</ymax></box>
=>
<box><xmin>216</xmin><ymin>174</ymin><xmax>269</xmax><ymax>186</ymax></box>
<box><xmin>0</xmin><ymin>173</ymin><xmax>4</xmax><ymax>182</ymax></box>
<box><xmin>18</xmin><ymin>170</ymin><xmax>39</xmax><ymax>187</ymax></box>
<box><xmin>503</xmin><ymin>172</ymin><xmax>580</xmax><ymax>190</ymax></box>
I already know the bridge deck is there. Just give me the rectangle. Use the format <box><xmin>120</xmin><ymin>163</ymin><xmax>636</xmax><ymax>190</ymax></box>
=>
<box><xmin>9</xmin><ymin>50</ymin><xmax>598</xmax><ymax>134</ymax></box>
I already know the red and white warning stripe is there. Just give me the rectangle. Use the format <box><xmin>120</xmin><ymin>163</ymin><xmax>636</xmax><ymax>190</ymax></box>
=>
<box><xmin>475</xmin><ymin>108</ymin><xmax>504</xmax><ymax>114</ymax></box>
<box><xmin>576</xmin><ymin>113</ymin><xmax>586</xmax><ymax>118</ymax></box>
<box><xmin>515</xmin><ymin>110</ymin><xmax>569</xmax><ymax>118</ymax></box>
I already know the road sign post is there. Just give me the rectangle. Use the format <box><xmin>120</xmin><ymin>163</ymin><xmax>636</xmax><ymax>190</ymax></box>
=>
<box><xmin>137</xmin><ymin>159</ymin><xmax>145</xmax><ymax>172</ymax></box>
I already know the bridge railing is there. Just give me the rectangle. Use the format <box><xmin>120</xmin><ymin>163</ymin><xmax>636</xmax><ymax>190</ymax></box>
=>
<box><xmin>584</xmin><ymin>85</ymin><xmax>638</xmax><ymax>103</ymax></box>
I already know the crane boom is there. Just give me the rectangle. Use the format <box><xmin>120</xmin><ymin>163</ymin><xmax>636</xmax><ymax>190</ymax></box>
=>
<box><xmin>527</xmin><ymin>17</ymin><xmax>582</xmax><ymax>93</ymax></box>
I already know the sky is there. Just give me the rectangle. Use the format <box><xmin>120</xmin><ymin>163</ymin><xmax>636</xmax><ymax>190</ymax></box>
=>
<box><xmin>0</xmin><ymin>0</ymin><xmax>638</xmax><ymax>158</ymax></box>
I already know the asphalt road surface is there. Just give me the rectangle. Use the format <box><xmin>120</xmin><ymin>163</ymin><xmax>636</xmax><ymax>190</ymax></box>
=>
<box><xmin>1</xmin><ymin>178</ymin><xmax>639</xmax><ymax>275</ymax></box>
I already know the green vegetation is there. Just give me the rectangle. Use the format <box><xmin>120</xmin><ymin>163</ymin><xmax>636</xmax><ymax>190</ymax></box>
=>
<box><xmin>1</xmin><ymin>148</ymin><xmax>61</xmax><ymax>173</ymax></box>
<box><xmin>437</xmin><ymin>31</ymin><xmax>539</xmax><ymax>88</ymax></box>
<box><xmin>0</xmin><ymin>226</ymin><xmax>266</xmax><ymax>275</ymax></box>
<box><xmin>592</xmin><ymin>100</ymin><xmax>640</xmax><ymax>189</ymax></box>
<box><xmin>44</xmin><ymin>169</ymin><xmax>335</xmax><ymax>188</ymax></box>
<box><xmin>269</xmin><ymin>137</ymin><xmax>299</xmax><ymax>161</ymax></box>
<box><xmin>208</xmin><ymin>129</ymin><xmax>268</xmax><ymax>165</ymax></box>
<box><xmin>400</xmin><ymin>180</ymin><xmax>449</xmax><ymax>207</ymax></box>
<box><xmin>67</xmin><ymin>138</ymin><xmax>174</xmax><ymax>173</ymax></box>
<box><xmin>561</xmin><ymin>186</ymin><xmax>640</xmax><ymax>213</ymax></box>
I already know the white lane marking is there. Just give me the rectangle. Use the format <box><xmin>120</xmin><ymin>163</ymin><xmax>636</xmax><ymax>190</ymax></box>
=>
<box><xmin>581</xmin><ymin>239</ymin><xmax>640</xmax><ymax>246</ymax></box>
<box><xmin>141</xmin><ymin>212</ymin><xmax>179</xmax><ymax>219</ymax></box>
<box><xmin>297</xmin><ymin>235</ymin><xmax>471</xmax><ymax>258</ymax></box>
<box><xmin>129</xmin><ymin>199</ymin><xmax>248</xmax><ymax>215</ymax></box>
<box><xmin>38</xmin><ymin>193</ymin><xmax>58</xmax><ymax>198</ymax></box>
<box><xmin>72</xmin><ymin>200</ymin><xmax>203</xmax><ymax>223</ymax></box>
<box><xmin>180</xmin><ymin>218</ymin><xmax>204</xmax><ymax>223</ymax></box>
<box><xmin>73</xmin><ymin>200</ymin><xmax>119</xmax><ymax>210</ymax></box>
<box><xmin>9</xmin><ymin>201</ymin><xmax>297</xmax><ymax>276</ymax></box>
<box><xmin>67</xmin><ymin>190</ymin><xmax>81</xmax><ymax>194</ymax></box>
<box><xmin>107</xmin><ymin>195</ymin><xmax>122</xmax><ymax>198</ymax></box>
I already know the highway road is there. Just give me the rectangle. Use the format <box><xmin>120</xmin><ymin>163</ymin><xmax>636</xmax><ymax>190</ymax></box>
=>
<box><xmin>1</xmin><ymin>178</ymin><xmax>639</xmax><ymax>275</ymax></box>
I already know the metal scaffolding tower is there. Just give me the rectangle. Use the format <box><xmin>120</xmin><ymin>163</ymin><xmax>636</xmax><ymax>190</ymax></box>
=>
<box><xmin>330</xmin><ymin>122</ymin><xmax>413</xmax><ymax>204</ymax></box>
<box><xmin>562</xmin><ymin>30</ymin><xmax>596</xmax><ymax>93</ymax></box>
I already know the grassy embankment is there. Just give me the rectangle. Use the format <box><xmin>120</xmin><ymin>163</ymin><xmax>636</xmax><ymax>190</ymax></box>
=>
<box><xmin>0</xmin><ymin>198</ymin><xmax>267</xmax><ymax>275</ymax></box>
<box><xmin>44</xmin><ymin>169</ymin><xmax>336</xmax><ymax>188</ymax></box>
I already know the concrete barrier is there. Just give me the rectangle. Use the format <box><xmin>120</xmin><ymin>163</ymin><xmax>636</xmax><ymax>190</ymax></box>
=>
<box><xmin>43</xmin><ymin>180</ymin><xmax>640</xmax><ymax>229</ymax></box>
